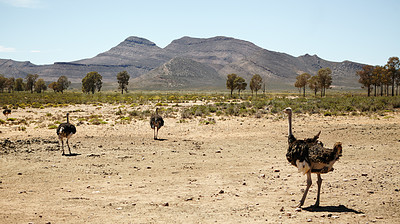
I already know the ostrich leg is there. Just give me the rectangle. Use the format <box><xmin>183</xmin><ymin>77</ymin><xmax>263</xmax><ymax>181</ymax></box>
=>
<box><xmin>156</xmin><ymin>127</ymin><xmax>159</xmax><ymax>140</ymax></box>
<box><xmin>314</xmin><ymin>174</ymin><xmax>322</xmax><ymax>207</ymax></box>
<box><xmin>61</xmin><ymin>140</ymin><xmax>65</xmax><ymax>155</ymax></box>
<box><xmin>66</xmin><ymin>138</ymin><xmax>72</xmax><ymax>155</ymax></box>
<box><xmin>296</xmin><ymin>170</ymin><xmax>312</xmax><ymax>207</ymax></box>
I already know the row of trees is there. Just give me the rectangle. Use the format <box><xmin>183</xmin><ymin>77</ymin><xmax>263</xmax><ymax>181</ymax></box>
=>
<box><xmin>0</xmin><ymin>70</ymin><xmax>130</xmax><ymax>94</ymax></box>
<box><xmin>81</xmin><ymin>70</ymin><xmax>130</xmax><ymax>94</ymax></box>
<box><xmin>226</xmin><ymin>74</ymin><xmax>265</xmax><ymax>97</ymax></box>
<box><xmin>356</xmin><ymin>57</ymin><xmax>400</xmax><ymax>96</ymax></box>
<box><xmin>294</xmin><ymin>67</ymin><xmax>333</xmax><ymax>97</ymax></box>
<box><xmin>0</xmin><ymin>74</ymin><xmax>48</xmax><ymax>93</ymax></box>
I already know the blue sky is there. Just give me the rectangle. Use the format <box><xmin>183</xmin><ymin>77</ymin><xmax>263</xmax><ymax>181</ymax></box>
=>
<box><xmin>0</xmin><ymin>0</ymin><xmax>399</xmax><ymax>66</ymax></box>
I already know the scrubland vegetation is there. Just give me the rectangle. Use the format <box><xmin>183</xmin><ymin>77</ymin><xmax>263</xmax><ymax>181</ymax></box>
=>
<box><xmin>1</xmin><ymin>91</ymin><xmax>400</xmax><ymax>119</ymax></box>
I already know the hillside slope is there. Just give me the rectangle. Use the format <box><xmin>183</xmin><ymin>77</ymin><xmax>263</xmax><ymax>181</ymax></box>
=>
<box><xmin>0</xmin><ymin>36</ymin><xmax>365</xmax><ymax>88</ymax></box>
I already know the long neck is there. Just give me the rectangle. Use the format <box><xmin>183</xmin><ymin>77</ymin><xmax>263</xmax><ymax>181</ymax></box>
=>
<box><xmin>67</xmin><ymin>114</ymin><xmax>69</xmax><ymax>123</ymax></box>
<box><xmin>288</xmin><ymin>112</ymin><xmax>293</xmax><ymax>136</ymax></box>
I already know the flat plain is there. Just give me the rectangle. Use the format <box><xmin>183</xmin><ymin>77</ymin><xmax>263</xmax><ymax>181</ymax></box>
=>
<box><xmin>1</xmin><ymin>103</ymin><xmax>399</xmax><ymax>223</ymax></box>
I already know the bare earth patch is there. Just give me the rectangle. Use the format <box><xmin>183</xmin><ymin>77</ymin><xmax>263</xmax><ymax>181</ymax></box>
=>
<box><xmin>1</xmin><ymin>104</ymin><xmax>399</xmax><ymax>223</ymax></box>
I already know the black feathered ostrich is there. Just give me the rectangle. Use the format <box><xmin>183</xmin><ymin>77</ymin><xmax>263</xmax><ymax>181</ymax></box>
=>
<box><xmin>57</xmin><ymin>112</ymin><xmax>76</xmax><ymax>155</ymax></box>
<box><xmin>3</xmin><ymin>109</ymin><xmax>11</xmax><ymax>119</ymax></box>
<box><xmin>150</xmin><ymin>108</ymin><xmax>164</xmax><ymax>140</ymax></box>
<box><xmin>283</xmin><ymin>107</ymin><xmax>342</xmax><ymax>208</ymax></box>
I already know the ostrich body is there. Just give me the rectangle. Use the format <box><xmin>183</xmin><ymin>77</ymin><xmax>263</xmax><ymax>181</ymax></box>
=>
<box><xmin>3</xmin><ymin>109</ymin><xmax>11</xmax><ymax>118</ymax></box>
<box><xmin>150</xmin><ymin>108</ymin><xmax>164</xmax><ymax>140</ymax></box>
<box><xmin>284</xmin><ymin>107</ymin><xmax>342</xmax><ymax>208</ymax></box>
<box><xmin>57</xmin><ymin>113</ymin><xmax>76</xmax><ymax>155</ymax></box>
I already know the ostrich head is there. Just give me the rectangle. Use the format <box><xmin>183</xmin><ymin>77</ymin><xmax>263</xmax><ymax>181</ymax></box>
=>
<box><xmin>283</xmin><ymin>107</ymin><xmax>292</xmax><ymax>115</ymax></box>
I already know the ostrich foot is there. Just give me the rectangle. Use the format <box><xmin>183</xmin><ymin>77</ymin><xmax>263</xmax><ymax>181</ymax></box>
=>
<box><xmin>292</xmin><ymin>201</ymin><xmax>304</xmax><ymax>208</ymax></box>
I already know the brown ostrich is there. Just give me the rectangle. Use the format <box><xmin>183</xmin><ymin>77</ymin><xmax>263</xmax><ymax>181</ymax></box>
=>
<box><xmin>150</xmin><ymin>108</ymin><xmax>164</xmax><ymax>140</ymax></box>
<box><xmin>283</xmin><ymin>107</ymin><xmax>342</xmax><ymax>208</ymax></box>
<box><xmin>3</xmin><ymin>109</ymin><xmax>11</xmax><ymax>119</ymax></box>
<box><xmin>56</xmin><ymin>113</ymin><xmax>76</xmax><ymax>155</ymax></box>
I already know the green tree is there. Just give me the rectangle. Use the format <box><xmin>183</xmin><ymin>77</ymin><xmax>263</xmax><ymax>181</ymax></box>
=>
<box><xmin>249</xmin><ymin>74</ymin><xmax>262</xmax><ymax>96</ymax></box>
<box><xmin>356</xmin><ymin>65</ymin><xmax>374</xmax><ymax>96</ymax></box>
<box><xmin>25</xmin><ymin>74</ymin><xmax>39</xmax><ymax>93</ymax></box>
<box><xmin>48</xmin><ymin>82</ymin><xmax>59</xmax><ymax>92</ymax></box>
<box><xmin>385</xmin><ymin>57</ymin><xmax>400</xmax><ymax>96</ymax></box>
<box><xmin>117</xmin><ymin>71</ymin><xmax>130</xmax><ymax>94</ymax></box>
<box><xmin>34</xmin><ymin>78</ymin><xmax>47</xmax><ymax>93</ymax></box>
<box><xmin>317</xmin><ymin>68</ymin><xmax>332</xmax><ymax>97</ymax></box>
<box><xmin>295</xmin><ymin>73</ymin><xmax>311</xmax><ymax>97</ymax></box>
<box><xmin>235</xmin><ymin>76</ymin><xmax>247</xmax><ymax>97</ymax></box>
<box><xmin>57</xmin><ymin>76</ymin><xmax>71</xmax><ymax>93</ymax></box>
<box><xmin>5</xmin><ymin>77</ymin><xmax>15</xmax><ymax>93</ymax></box>
<box><xmin>308</xmin><ymin>75</ymin><xmax>320</xmax><ymax>96</ymax></box>
<box><xmin>372</xmin><ymin>66</ymin><xmax>384</xmax><ymax>96</ymax></box>
<box><xmin>0</xmin><ymin>75</ymin><xmax>6</xmax><ymax>92</ymax></box>
<box><xmin>82</xmin><ymin>71</ymin><xmax>102</xmax><ymax>94</ymax></box>
<box><xmin>226</xmin><ymin>73</ymin><xmax>238</xmax><ymax>97</ymax></box>
<box><xmin>381</xmin><ymin>66</ymin><xmax>392</xmax><ymax>96</ymax></box>
<box><xmin>15</xmin><ymin>78</ymin><xmax>25</xmax><ymax>91</ymax></box>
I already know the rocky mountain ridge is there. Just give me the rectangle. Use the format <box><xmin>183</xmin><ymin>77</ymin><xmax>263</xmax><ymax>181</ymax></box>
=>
<box><xmin>0</xmin><ymin>36</ymin><xmax>365</xmax><ymax>89</ymax></box>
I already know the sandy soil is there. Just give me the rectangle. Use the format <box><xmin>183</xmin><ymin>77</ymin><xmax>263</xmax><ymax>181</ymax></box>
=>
<box><xmin>1</xmin><ymin>104</ymin><xmax>399</xmax><ymax>223</ymax></box>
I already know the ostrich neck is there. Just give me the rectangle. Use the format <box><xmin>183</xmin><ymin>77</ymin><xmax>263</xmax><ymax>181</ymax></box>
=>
<box><xmin>288</xmin><ymin>113</ymin><xmax>293</xmax><ymax>136</ymax></box>
<box><xmin>67</xmin><ymin>115</ymin><xmax>69</xmax><ymax>123</ymax></box>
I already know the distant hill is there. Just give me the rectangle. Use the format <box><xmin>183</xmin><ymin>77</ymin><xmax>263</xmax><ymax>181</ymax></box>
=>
<box><xmin>132</xmin><ymin>57</ymin><xmax>224</xmax><ymax>90</ymax></box>
<box><xmin>0</xmin><ymin>36</ymin><xmax>366</xmax><ymax>89</ymax></box>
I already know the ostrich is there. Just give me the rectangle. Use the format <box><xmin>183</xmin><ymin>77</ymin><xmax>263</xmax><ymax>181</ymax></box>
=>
<box><xmin>56</xmin><ymin>112</ymin><xmax>76</xmax><ymax>155</ymax></box>
<box><xmin>3</xmin><ymin>109</ymin><xmax>11</xmax><ymax>119</ymax></box>
<box><xmin>283</xmin><ymin>107</ymin><xmax>342</xmax><ymax>208</ymax></box>
<box><xmin>150</xmin><ymin>108</ymin><xmax>164</xmax><ymax>140</ymax></box>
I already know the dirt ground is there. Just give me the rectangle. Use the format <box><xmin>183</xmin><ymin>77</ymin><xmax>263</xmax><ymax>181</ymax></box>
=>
<box><xmin>1</xmin><ymin>104</ymin><xmax>399</xmax><ymax>224</ymax></box>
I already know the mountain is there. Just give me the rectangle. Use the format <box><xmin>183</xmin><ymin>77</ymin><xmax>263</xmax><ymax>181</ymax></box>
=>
<box><xmin>0</xmin><ymin>36</ymin><xmax>365</xmax><ymax>89</ymax></box>
<box><xmin>132</xmin><ymin>57</ymin><xmax>224</xmax><ymax>89</ymax></box>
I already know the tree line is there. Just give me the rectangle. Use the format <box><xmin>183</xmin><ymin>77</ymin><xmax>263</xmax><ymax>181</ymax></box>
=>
<box><xmin>0</xmin><ymin>70</ymin><xmax>130</xmax><ymax>94</ymax></box>
<box><xmin>226</xmin><ymin>74</ymin><xmax>266</xmax><ymax>97</ymax></box>
<box><xmin>293</xmin><ymin>67</ymin><xmax>333</xmax><ymax>97</ymax></box>
<box><xmin>356</xmin><ymin>57</ymin><xmax>400</xmax><ymax>96</ymax></box>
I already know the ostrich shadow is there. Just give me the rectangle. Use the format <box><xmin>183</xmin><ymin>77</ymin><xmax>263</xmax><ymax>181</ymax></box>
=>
<box><xmin>155</xmin><ymin>138</ymin><xmax>168</xmax><ymax>141</ymax></box>
<box><xmin>63</xmin><ymin>153</ymin><xmax>81</xmax><ymax>157</ymax></box>
<box><xmin>303</xmin><ymin>204</ymin><xmax>363</xmax><ymax>214</ymax></box>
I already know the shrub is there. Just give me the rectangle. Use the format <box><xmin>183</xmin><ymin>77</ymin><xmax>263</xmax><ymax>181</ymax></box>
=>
<box><xmin>48</xmin><ymin>124</ymin><xmax>58</xmax><ymax>129</ymax></box>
